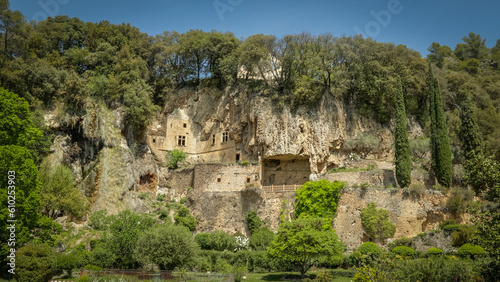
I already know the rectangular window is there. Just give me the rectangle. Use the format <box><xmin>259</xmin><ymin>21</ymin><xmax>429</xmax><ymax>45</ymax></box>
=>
<box><xmin>217</xmin><ymin>177</ymin><xmax>221</xmax><ymax>183</ymax></box>
<box><xmin>212</xmin><ymin>134</ymin><xmax>216</xmax><ymax>145</ymax></box>
<box><xmin>177</xmin><ymin>135</ymin><xmax>186</xmax><ymax>146</ymax></box>
<box><xmin>222</xmin><ymin>131</ymin><xmax>229</xmax><ymax>143</ymax></box>
<box><xmin>236</xmin><ymin>153</ymin><xmax>240</xmax><ymax>162</ymax></box>
<box><xmin>183</xmin><ymin>123</ymin><xmax>187</xmax><ymax>128</ymax></box>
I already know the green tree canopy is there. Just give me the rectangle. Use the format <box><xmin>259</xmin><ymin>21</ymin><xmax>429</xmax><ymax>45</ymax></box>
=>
<box><xmin>38</xmin><ymin>160</ymin><xmax>90</xmax><ymax>219</ymax></box>
<box><xmin>360</xmin><ymin>202</ymin><xmax>396</xmax><ymax>242</ymax></box>
<box><xmin>15</xmin><ymin>244</ymin><xmax>56</xmax><ymax>282</ymax></box>
<box><xmin>134</xmin><ymin>224</ymin><xmax>198</xmax><ymax>270</ymax></box>
<box><xmin>98</xmin><ymin>210</ymin><xmax>157</xmax><ymax>269</ymax></box>
<box><xmin>294</xmin><ymin>179</ymin><xmax>344</xmax><ymax>220</ymax></box>
<box><xmin>167</xmin><ymin>149</ymin><xmax>187</xmax><ymax>169</ymax></box>
<box><xmin>249</xmin><ymin>227</ymin><xmax>275</xmax><ymax>251</ymax></box>
<box><xmin>267</xmin><ymin>217</ymin><xmax>342</xmax><ymax>278</ymax></box>
<box><xmin>0</xmin><ymin>87</ymin><xmax>47</xmax><ymax>162</ymax></box>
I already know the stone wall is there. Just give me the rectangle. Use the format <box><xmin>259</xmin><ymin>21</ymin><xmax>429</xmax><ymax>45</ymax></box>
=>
<box><xmin>333</xmin><ymin>188</ymin><xmax>464</xmax><ymax>251</ymax></box>
<box><xmin>320</xmin><ymin>169</ymin><xmax>434</xmax><ymax>187</ymax></box>
<box><xmin>194</xmin><ymin>163</ymin><xmax>260</xmax><ymax>192</ymax></box>
<box><xmin>187</xmin><ymin>186</ymin><xmax>296</xmax><ymax>237</ymax></box>
<box><xmin>262</xmin><ymin>158</ymin><xmax>311</xmax><ymax>186</ymax></box>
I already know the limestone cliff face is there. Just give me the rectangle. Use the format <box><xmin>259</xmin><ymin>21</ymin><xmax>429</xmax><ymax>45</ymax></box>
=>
<box><xmin>151</xmin><ymin>87</ymin><xmax>422</xmax><ymax>174</ymax></box>
<box><xmin>43</xmin><ymin>87</ymin><xmax>461</xmax><ymax>251</ymax></box>
<box><xmin>45</xmin><ymin>101</ymin><xmax>160</xmax><ymax>215</ymax></box>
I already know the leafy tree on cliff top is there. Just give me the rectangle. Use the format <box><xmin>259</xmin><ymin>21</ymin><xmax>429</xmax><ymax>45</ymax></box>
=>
<box><xmin>394</xmin><ymin>76</ymin><xmax>412</xmax><ymax>188</ymax></box>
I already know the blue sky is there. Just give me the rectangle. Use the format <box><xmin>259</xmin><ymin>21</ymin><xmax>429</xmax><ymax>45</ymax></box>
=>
<box><xmin>12</xmin><ymin>0</ymin><xmax>500</xmax><ymax>56</ymax></box>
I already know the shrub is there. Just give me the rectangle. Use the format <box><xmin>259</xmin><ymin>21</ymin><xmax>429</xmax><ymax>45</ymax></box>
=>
<box><xmin>344</xmin><ymin>131</ymin><xmax>380</xmax><ymax>158</ymax></box>
<box><xmin>452</xmin><ymin>225</ymin><xmax>474</xmax><ymax>247</ymax></box>
<box><xmin>195</xmin><ymin>233</ymin><xmax>213</xmax><ymax>250</ymax></box>
<box><xmin>446</xmin><ymin>188</ymin><xmax>474</xmax><ymax>214</ymax></box>
<box><xmin>408</xmin><ymin>183</ymin><xmax>426</xmax><ymax>196</ymax></box>
<box><xmin>180</xmin><ymin>198</ymin><xmax>186</xmax><ymax>204</ymax></box>
<box><xmin>361</xmin><ymin>203</ymin><xmax>396</xmax><ymax>241</ymax></box>
<box><xmin>246</xmin><ymin>211</ymin><xmax>262</xmax><ymax>235</ymax></box>
<box><xmin>438</xmin><ymin>219</ymin><xmax>456</xmax><ymax>230</ymax></box>
<box><xmin>457</xmin><ymin>243</ymin><xmax>486</xmax><ymax>257</ymax></box>
<box><xmin>392</xmin><ymin>257</ymin><xmax>481</xmax><ymax>281</ymax></box>
<box><xmin>79</xmin><ymin>275</ymin><xmax>90</xmax><ymax>282</ymax></box>
<box><xmin>249</xmin><ymin>227</ymin><xmax>275</xmax><ymax>251</ymax></box>
<box><xmin>426</xmin><ymin>247</ymin><xmax>443</xmax><ymax>256</ymax></box>
<box><xmin>392</xmin><ymin>246</ymin><xmax>417</xmax><ymax>257</ymax></box>
<box><xmin>209</xmin><ymin>231</ymin><xmax>238</xmax><ymax>252</ymax></box>
<box><xmin>159</xmin><ymin>209</ymin><xmax>170</xmax><ymax>221</ymax></box>
<box><xmin>88</xmin><ymin>210</ymin><xmax>111</xmax><ymax>230</ymax></box>
<box><xmin>358</xmin><ymin>242</ymin><xmax>382</xmax><ymax>256</ymax></box>
<box><xmin>167</xmin><ymin>149</ymin><xmax>187</xmax><ymax>169</ymax></box>
<box><xmin>409</xmin><ymin>137</ymin><xmax>430</xmax><ymax>159</ymax></box>
<box><xmin>157</xmin><ymin>194</ymin><xmax>165</xmax><ymax>201</ymax></box>
<box><xmin>295</xmin><ymin>179</ymin><xmax>345</xmax><ymax>219</ymax></box>
<box><xmin>139</xmin><ymin>192</ymin><xmax>147</xmax><ymax>199</ymax></box>
<box><xmin>134</xmin><ymin>224</ymin><xmax>198</xmax><ymax>270</ymax></box>
<box><xmin>174</xmin><ymin>206</ymin><xmax>197</xmax><ymax>232</ymax></box>
<box><xmin>15</xmin><ymin>244</ymin><xmax>57</xmax><ymax>282</ymax></box>
<box><xmin>388</xmin><ymin>237</ymin><xmax>412</xmax><ymax>251</ymax></box>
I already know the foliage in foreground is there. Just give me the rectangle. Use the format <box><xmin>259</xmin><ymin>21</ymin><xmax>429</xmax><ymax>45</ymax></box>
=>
<box><xmin>134</xmin><ymin>224</ymin><xmax>198</xmax><ymax>270</ymax></box>
<box><xmin>267</xmin><ymin>217</ymin><xmax>342</xmax><ymax>278</ymax></box>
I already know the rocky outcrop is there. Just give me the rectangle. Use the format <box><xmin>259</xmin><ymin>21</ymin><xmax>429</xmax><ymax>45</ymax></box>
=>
<box><xmin>333</xmin><ymin>187</ymin><xmax>466</xmax><ymax>250</ymax></box>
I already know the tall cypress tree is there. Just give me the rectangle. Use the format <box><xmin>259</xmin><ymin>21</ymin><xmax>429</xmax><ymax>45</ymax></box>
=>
<box><xmin>459</xmin><ymin>93</ymin><xmax>482</xmax><ymax>161</ymax></box>
<box><xmin>395</xmin><ymin>76</ymin><xmax>412</xmax><ymax>187</ymax></box>
<box><xmin>428</xmin><ymin>64</ymin><xmax>453</xmax><ymax>187</ymax></box>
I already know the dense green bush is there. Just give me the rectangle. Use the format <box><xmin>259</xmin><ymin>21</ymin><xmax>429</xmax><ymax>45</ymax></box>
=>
<box><xmin>446</xmin><ymin>188</ymin><xmax>475</xmax><ymax>214</ymax></box>
<box><xmin>174</xmin><ymin>206</ymin><xmax>198</xmax><ymax>232</ymax></box>
<box><xmin>134</xmin><ymin>224</ymin><xmax>198</xmax><ymax>270</ymax></box>
<box><xmin>392</xmin><ymin>246</ymin><xmax>417</xmax><ymax>257</ymax></box>
<box><xmin>388</xmin><ymin>237</ymin><xmax>412</xmax><ymax>251</ymax></box>
<box><xmin>295</xmin><ymin>180</ymin><xmax>344</xmax><ymax>219</ymax></box>
<box><xmin>194</xmin><ymin>231</ymin><xmax>237</xmax><ymax>252</ymax></box>
<box><xmin>452</xmin><ymin>224</ymin><xmax>474</xmax><ymax>247</ymax></box>
<box><xmin>246</xmin><ymin>211</ymin><xmax>262</xmax><ymax>234</ymax></box>
<box><xmin>15</xmin><ymin>244</ymin><xmax>57</xmax><ymax>282</ymax></box>
<box><xmin>167</xmin><ymin>149</ymin><xmax>187</xmax><ymax>169</ymax></box>
<box><xmin>358</xmin><ymin>242</ymin><xmax>382</xmax><ymax>256</ymax></box>
<box><xmin>426</xmin><ymin>247</ymin><xmax>443</xmax><ymax>256</ymax></box>
<box><xmin>391</xmin><ymin>257</ymin><xmax>481</xmax><ymax>281</ymax></box>
<box><xmin>457</xmin><ymin>243</ymin><xmax>486</xmax><ymax>257</ymax></box>
<box><xmin>249</xmin><ymin>227</ymin><xmax>275</xmax><ymax>251</ymax></box>
<box><xmin>361</xmin><ymin>202</ymin><xmax>396</xmax><ymax>241</ymax></box>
